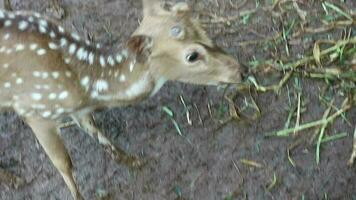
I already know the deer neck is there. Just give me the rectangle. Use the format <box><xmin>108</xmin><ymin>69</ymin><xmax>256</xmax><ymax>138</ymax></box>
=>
<box><xmin>61</xmin><ymin>41</ymin><xmax>160</xmax><ymax>107</ymax></box>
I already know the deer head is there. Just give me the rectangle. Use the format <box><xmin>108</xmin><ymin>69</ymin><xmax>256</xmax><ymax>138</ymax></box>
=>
<box><xmin>136</xmin><ymin>0</ymin><xmax>243</xmax><ymax>86</ymax></box>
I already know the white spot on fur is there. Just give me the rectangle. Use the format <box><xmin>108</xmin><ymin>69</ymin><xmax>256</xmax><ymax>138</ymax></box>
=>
<box><xmin>68</xmin><ymin>43</ymin><xmax>76</xmax><ymax>54</ymax></box>
<box><xmin>115</xmin><ymin>54</ymin><xmax>123</xmax><ymax>63</ymax></box>
<box><xmin>60</xmin><ymin>38</ymin><xmax>68</xmax><ymax>47</ymax></box>
<box><xmin>65</xmin><ymin>71</ymin><xmax>72</xmax><ymax>77</ymax></box>
<box><xmin>129</xmin><ymin>62</ymin><xmax>135</xmax><ymax>72</ymax></box>
<box><xmin>50</xmin><ymin>31</ymin><xmax>56</xmax><ymax>38</ymax></box>
<box><xmin>71</xmin><ymin>33</ymin><xmax>80</xmax><ymax>41</ymax></box>
<box><xmin>114</xmin><ymin>71</ymin><xmax>119</xmax><ymax>77</ymax></box>
<box><xmin>58</xmin><ymin>26</ymin><xmax>65</xmax><ymax>33</ymax></box>
<box><xmin>28</xmin><ymin>16</ymin><xmax>34</xmax><ymax>22</ymax></box>
<box><xmin>3</xmin><ymin>63</ymin><xmax>9</xmax><ymax>68</ymax></box>
<box><xmin>48</xmin><ymin>93</ymin><xmax>57</xmax><ymax>100</ymax></box>
<box><xmin>4</xmin><ymin>20</ymin><xmax>12</xmax><ymax>27</ymax></box>
<box><xmin>49</xmin><ymin>42</ymin><xmax>58</xmax><ymax>50</ymax></box>
<box><xmin>33</xmin><ymin>71</ymin><xmax>41</xmax><ymax>77</ymax></box>
<box><xmin>18</xmin><ymin>20</ymin><xmax>29</xmax><ymax>31</ymax></box>
<box><xmin>91</xmin><ymin>91</ymin><xmax>99</xmax><ymax>98</ymax></box>
<box><xmin>15</xmin><ymin>44</ymin><xmax>25</xmax><ymax>51</ymax></box>
<box><xmin>37</xmin><ymin>49</ymin><xmax>46</xmax><ymax>55</ymax></box>
<box><xmin>4</xmin><ymin>82</ymin><xmax>11</xmax><ymax>88</ymax></box>
<box><xmin>52</xmin><ymin>72</ymin><xmax>60</xmax><ymax>79</ymax></box>
<box><xmin>41</xmin><ymin>72</ymin><xmax>49</xmax><ymax>79</ymax></box>
<box><xmin>58</xmin><ymin>91</ymin><xmax>69</xmax><ymax>99</ymax></box>
<box><xmin>16</xmin><ymin>78</ymin><xmax>23</xmax><ymax>84</ymax></box>
<box><xmin>99</xmin><ymin>55</ymin><xmax>106</xmax><ymax>67</ymax></box>
<box><xmin>82</xmin><ymin>50</ymin><xmax>88</xmax><ymax>61</ymax></box>
<box><xmin>39</xmin><ymin>19</ymin><xmax>48</xmax><ymax>27</ymax></box>
<box><xmin>94</xmin><ymin>79</ymin><xmax>109</xmax><ymax>92</ymax></box>
<box><xmin>64</xmin><ymin>58</ymin><xmax>71</xmax><ymax>64</ymax></box>
<box><xmin>3</xmin><ymin>33</ymin><xmax>10</xmax><ymax>40</ymax></box>
<box><xmin>31</xmin><ymin>93</ymin><xmax>43</xmax><ymax>101</ymax></box>
<box><xmin>42</xmin><ymin>111</ymin><xmax>52</xmax><ymax>118</ymax></box>
<box><xmin>122</xmin><ymin>50</ymin><xmax>129</xmax><ymax>58</ymax></box>
<box><xmin>81</xmin><ymin>76</ymin><xmax>90</xmax><ymax>88</ymax></box>
<box><xmin>30</xmin><ymin>43</ymin><xmax>38</xmax><ymax>50</ymax></box>
<box><xmin>107</xmin><ymin>56</ymin><xmax>115</xmax><ymax>66</ymax></box>
<box><xmin>39</xmin><ymin>25</ymin><xmax>47</xmax><ymax>33</ymax></box>
<box><xmin>76</xmin><ymin>47</ymin><xmax>88</xmax><ymax>60</ymax></box>
<box><xmin>0</xmin><ymin>10</ymin><xmax>4</xmax><ymax>19</ymax></box>
<box><xmin>119</xmin><ymin>74</ymin><xmax>126</xmax><ymax>82</ymax></box>
<box><xmin>88</xmin><ymin>52</ymin><xmax>95</xmax><ymax>65</ymax></box>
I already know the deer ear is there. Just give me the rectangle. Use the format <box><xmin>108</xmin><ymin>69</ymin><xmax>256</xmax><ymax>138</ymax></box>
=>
<box><xmin>126</xmin><ymin>35</ymin><xmax>153</xmax><ymax>63</ymax></box>
<box><xmin>142</xmin><ymin>0</ymin><xmax>165</xmax><ymax>17</ymax></box>
<box><xmin>171</xmin><ymin>2</ymin><xmax>191</xmax><ymax>17</ymax></box>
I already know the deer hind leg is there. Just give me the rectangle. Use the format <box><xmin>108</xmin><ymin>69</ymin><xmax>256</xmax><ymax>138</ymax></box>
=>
<box><xmin>71</xmin><ymin>112</ymin><xmax>144</xmax><ymax>169</ymax></box>
<box><xmin>26</xmin><ymin>118</ymin><xmax>83</xmax><ymax>200</ymax></box>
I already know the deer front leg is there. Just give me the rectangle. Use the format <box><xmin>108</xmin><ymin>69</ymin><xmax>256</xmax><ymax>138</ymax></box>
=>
<box><xmin>26</xmin><ymin>118</ymin><xmax>83</xmax><ymax>200</ymax></box>
<box><xmin>71</xmin><ymin>112</ymin><xmax>144</xmax><ymax>169</ymax></box>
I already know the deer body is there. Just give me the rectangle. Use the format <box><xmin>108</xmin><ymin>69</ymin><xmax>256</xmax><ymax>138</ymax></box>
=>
<box><xmin>0</xmin><ymin>1</ymin><xmax>242</xmax><ymax>199</ymax></box>
<box><xmin>0</xmin><ymin>12</ymin><xmax>159</xmax><ymax>118</ymax></box>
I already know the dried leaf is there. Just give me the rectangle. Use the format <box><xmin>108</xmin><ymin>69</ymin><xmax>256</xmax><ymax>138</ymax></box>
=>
<box><xmin>313</xmin><ymin>42</ymin><xmax>321</xmax><ymax>66</ymax></box>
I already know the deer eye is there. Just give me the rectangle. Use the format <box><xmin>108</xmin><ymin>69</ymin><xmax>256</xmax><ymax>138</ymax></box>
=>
<box><xmin>170</xmin><ymin>25</ymin><xmax>184</xmax><ymax>39</ymax></box>
<box><xmin>186</xmin><ymin>51</ymin><xmax>200</xmax><ymax>63</ymax></box>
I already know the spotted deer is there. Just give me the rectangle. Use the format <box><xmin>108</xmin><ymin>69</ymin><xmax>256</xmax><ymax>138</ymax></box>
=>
<box><xmin>0</xmin><ymin>0</ymin><xmax>242</xmax><ymax>199</ymax></box>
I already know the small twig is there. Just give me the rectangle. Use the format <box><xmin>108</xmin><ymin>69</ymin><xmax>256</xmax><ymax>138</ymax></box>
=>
<box><xmin>240</xmin><ymin>159</ymin><xmax>263</xmax><ymax>168</ymax></box>
<box><xmin>294</xmin><ymin>92</ymin><xmax>302</xmax><ymax>135</ymax></box>
<box><xmin>248</xmin><ymin>71</ymin><xmax>294</xmax><ymax>93</ymax></box>
<box><xmin>316</xmin><ymin>100</ymin><xmax>334</xmax><ymax>164</ymax></box>
<box><xmin>194</xmin><ymin>103</ymin><xmax>203</xmax><ymax>125</ymax></box>
<box><xmin>266</xmin><ymin>173</ymin><xmax>277</xmax><ymax>192</ymax></box>
<box><xmin>287</xmin><ymin>148</ymin><xmax>296</xmax><ymax>167</ymax></box>
<box><xmin>179</xmin><ymin>95</ymin><xmax>192</xmax><ymax>125</ymax></box>
<box><xmin>207</xmin><ymin>102</ymin><xmax>213</xmax><ymax>119</ymax></box>
<box><xmin>348</xmin><ymin>127</ymin><xmax>356</xmax><ymax>166</ymax></box>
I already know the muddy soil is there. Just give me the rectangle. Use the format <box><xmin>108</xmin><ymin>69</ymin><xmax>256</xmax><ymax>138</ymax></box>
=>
<box><xmin>0</xmin><ymin>0</ymin><xmax>355</xmax><ymax>200</ymax></box>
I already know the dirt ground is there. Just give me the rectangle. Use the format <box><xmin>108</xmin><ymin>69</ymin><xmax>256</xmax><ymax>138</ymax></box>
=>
<box><xmin>0</xmin><ymin>0</ymin><xmax>355</xmax><ymax>200</ymax></box>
